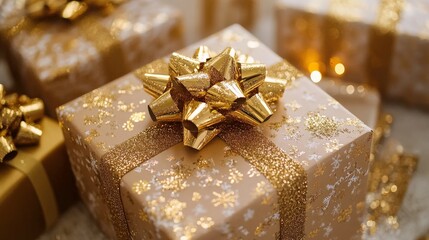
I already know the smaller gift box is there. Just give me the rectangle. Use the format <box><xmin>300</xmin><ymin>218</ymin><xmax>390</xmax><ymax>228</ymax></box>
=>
<box><xmin>276</xmin><ymin>0</ymin><xmax>429</xmax><ymax>109</ymax></box>
<box><xmin>0</xmin><ymin>0</ymin><xmax>183</xmax><ymax>116</ymax></box>
<box><xmin>0</xmin><ymin>86</ymin><xmax>77</xmax><ymax>240</ymax></box>
<box><xmin>58</xmin><ymin>24</ymin><xmax>372</xmax><ymax>239</ymax></box>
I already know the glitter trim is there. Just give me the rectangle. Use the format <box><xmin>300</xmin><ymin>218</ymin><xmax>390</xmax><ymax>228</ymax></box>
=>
<box><xmin>100</xmin><ymin>122</ymin><xmax>183</xmax><ymax>239</ymax></box>
<box><xmin>219</xmin><ymin>124</ymin><xmax>307</xmax><ymax>240</ymax></box>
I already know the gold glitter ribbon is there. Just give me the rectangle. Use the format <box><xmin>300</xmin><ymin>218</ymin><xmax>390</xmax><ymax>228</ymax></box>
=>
<box><xmin>1</xmin><ymin>1</ymin><xmax>128</xmax><ymax>84</ymax></box>
<box><xmin>367</xmin><ymin>0</ymin><xmax>404</xmax><ymax>90</ymax></box>
<box><xmin>140</xmin><ymin>46</ymin><xmax>286</xmax><ymax>150</ymax></box>
<box><xmin>0</xmin><ymin>84</ymin><xmax>59</xmax><ymax>229</ymax></box>
<box><xmin>100</xmin><ymin>54</ymin><xmax>306</xmax><ymax>239</ymax></box>
<box><xmin>364</xmin><ymin>113</ymin><xmax>418</xmax><ymax>235</ymax></box>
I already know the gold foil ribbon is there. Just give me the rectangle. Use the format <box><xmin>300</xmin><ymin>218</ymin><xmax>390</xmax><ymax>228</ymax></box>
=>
<box><xmin>139</xmin><ymin>46</ymin><xmax>286</xmax><ymax>150</ymax></box>
<box><xmin>100</xmin><ymin>57</ymin><xmax>306</xmax><ymax>239</ymax></box>
<box><xmin>0</xmin><ymin>85</ymin><xmax>44</xmax><ymax>162</ymax></box>
<box><xmin>5</xmin><ymin>151</ymin><xmax>59</xmax><ymax>228</ymax></box>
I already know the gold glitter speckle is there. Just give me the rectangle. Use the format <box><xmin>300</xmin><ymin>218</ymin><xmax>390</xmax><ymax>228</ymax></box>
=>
<box><xmin>132</xmin><ymin>180</ymin><xmax>151</xmax><ymax>195</ymax></box>
<box><xmin>305</xmin><ymin>112</ymin><xmax>342</xmax><ymax>138</ymax></box>
<box><xmin>337</xmin><ymin>205</ymin><xmax>353</xmax><ymax>223</ymax></box>
<box><xmin>228</xmin><ymin>168</ymin><xmax>243</xmax><ymax>184</ymax></box>
<box><xmin>130</xmin><ymin>112</ymin><xmax>146</xmax><ymax>122</ymax></box>
<box><xmin>197</xmin><ymin>217</ymin><xmax>215</xmax><ymax>229</ymax></box>
<box><xmin>122</xmin><ymin>120</ymin><xmax>134</xmax><ymax>131</ymax></box>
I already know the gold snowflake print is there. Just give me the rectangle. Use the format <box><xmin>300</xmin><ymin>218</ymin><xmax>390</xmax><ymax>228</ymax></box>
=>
<box><xmin>84</xmin><ymin>129</ymin><xmax>99</xmax><ymax>142</ymax></box>
<box><xmin>212</xmin><ymin>191</ymin><xmax>237</xmax><ymax>208</ymax></box>
<box><xmin>284</xmin><ymin>100</ymin><xmax>302</xmax><ymax>111</ymax></box>
<box><xmin>162</xmin><ymin>199</ymin><xmax>187</xmax><ymax>223</ymax></box>
<box><xmin>228</xmin><ymin>168</ymin><xmax>243</xmax><ymax>184</ymax></box>
<box><xmin>132</xmin><ymin>180</ymin><xmax>151</xmax><ymax>195</ymax></box>
<box><xmin>197</xmin><ymin>217</ymin><xmax>214</xmax><ymax>229</ymax></box>
<box><xmin>325</xmin><ymin>139</ymin><xmax>343</xmax><ymax>153</ymax></box>
<box><xmin>192</xmin><ymin>192</ymin><xmax>201</xmax><ymax>201</ymax></box>
<box><xmin>173</xmin><ymin>225</ymin><xmax>197</xmax><ymax>240</ymax></box>
<box><xmin>138</xmin><ymin>209</ymin><xmax>149</xmax><ymax>222</ymax></box>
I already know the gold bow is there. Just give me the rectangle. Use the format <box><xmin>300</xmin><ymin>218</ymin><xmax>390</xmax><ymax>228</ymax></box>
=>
<box><xmin>141</xmin><ymin>46</ymin><xmax>287</xmax><ymax>150</ymax></box>
<box><xmin>25</xmin><ymin>0</ymin><xmax>126</xmax><ymax>20</ymax></box>
<box><xmin>0</xmin><ymin>84</ymin><xmax>44</xmax><ymax>162</ymax></box>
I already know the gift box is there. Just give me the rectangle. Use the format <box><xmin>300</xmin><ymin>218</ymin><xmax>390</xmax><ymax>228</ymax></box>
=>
<box><xmin>58</xmin><ymin>25</ymin><xmax>372</xmax><ymax>239</ymax></box>
<box><xmin>0</xmin><ymin>0</ymin><xmax>183</xmax><ymax>116</ymax></box>
<box><xmin>0</xmin><ymin>100</ymin><xmax>77</xmax><ymax>240</ymax></box>
<box><xmin>276</xmin><ymin>0</ymin><xmax>429</xmax><ymax>108</ymax></box>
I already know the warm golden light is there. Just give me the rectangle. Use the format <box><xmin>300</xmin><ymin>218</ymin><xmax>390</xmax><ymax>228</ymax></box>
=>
<box><xmin>346</xmin><ymin>85</ymin><xmax>355</xmax><ymax>94</ymax></box>
<box><xmin>310</xmin><ymin>71</ymin><xmax>322</xmax><ymax>83</ymax></box>
<box><xmin>334</xmin><ymin>63</ymin><xmax>345</xmax><ymax>75</ymax></box>
<box><xmin>308</xmin><ymin>62</ymin><xmax>320</xmax><ymax>72</ymax></box>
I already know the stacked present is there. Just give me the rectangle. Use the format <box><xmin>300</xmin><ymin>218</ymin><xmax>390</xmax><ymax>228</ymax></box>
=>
<box><xmin>276</xmin><ymin>0</ymin><xmax>429</xmax><ymax>108</ymax></box>
<box><xmin>0</xmin><ymin>0</ymin><xmax>425</xmax><ymax>239</ymax></box>
<box><xmin>0</xmin><ymin>0</ymin><xmax>183</xmax><ymax>116</ymax></box>
<box><xmin>0</xmin><ymin>85</ymin><xmax>76</xmax><ymax>239</ymax></box>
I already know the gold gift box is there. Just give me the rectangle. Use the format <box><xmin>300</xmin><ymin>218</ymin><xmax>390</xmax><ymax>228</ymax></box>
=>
<box><xmin>0</xmin><ymin>0</ymin><xmax>183</xmax><ymax>116</ymax></box>
<box><xmin>58</xmin><ymin>25</ymin><xmax>372</xmax><ymax>239</ymax></box>
<box><xmin>0</xmin><ymin>118</ymin><xmax>77</xmax><ymax>240</ymax></box>
<box><xmin>276</xmin><ymin>0</ymin><xmax>429</xmax><ymax>109</ymax></box>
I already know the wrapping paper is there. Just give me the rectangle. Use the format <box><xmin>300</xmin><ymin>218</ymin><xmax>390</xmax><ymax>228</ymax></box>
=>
<box><xmin>0</xmin><ymin>118</ymin><xmax>77</xmax><ymax>240</ymax></box>
<box><xmin>58</xmin><ymin>25</ymin><xmax>372</xmax><ymax>239</ymax></box>
<box><xmin>276</xmin><ymin>0</ymin><xmax>429</xmax><ymax>108</ymax></box>
<box><xmin>0</xmin><ymin>0</ymin><xmax>183</xmax><ymax>116</ymax></box>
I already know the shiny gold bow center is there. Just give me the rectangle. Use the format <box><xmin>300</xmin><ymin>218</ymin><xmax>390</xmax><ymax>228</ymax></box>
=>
<box><xmin>25</xmin><ymin>0</ymin><xmax>126</xmax><ymax>20</ymax></box>
<box><xmin>0</xmin><ymin>84</ymin><xmax>44</xmax><ymax>162</ymax></box>
<box><xmin>142</xmin><ymin>46</ymin><xmax>287</xmax><ymax>150</ymax></box>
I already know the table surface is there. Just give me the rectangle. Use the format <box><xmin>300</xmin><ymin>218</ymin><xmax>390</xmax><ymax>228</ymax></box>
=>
<box><xmin>1</xmin><ymin>1</ymin><xmax>428</xmax><ymax>239</ymax></box>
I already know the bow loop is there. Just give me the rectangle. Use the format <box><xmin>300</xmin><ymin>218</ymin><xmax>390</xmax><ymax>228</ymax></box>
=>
<box><xmin>142</xmin><ymin>46</ymin><xmax>286</xmax><ymax>150</ymax></box>
<box><xmin>25</xmin><ymin>0</ymin><xmax>125</xmax><ymax>20</ymax></box>
<box><xmin>0</xmin><ymin>84</ymin><xmax>44</xmax><ymax>162</ymax></box>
